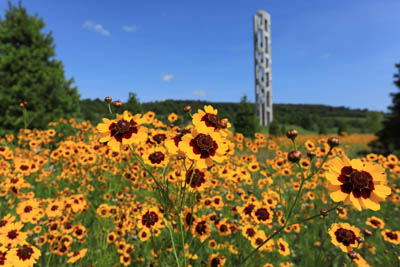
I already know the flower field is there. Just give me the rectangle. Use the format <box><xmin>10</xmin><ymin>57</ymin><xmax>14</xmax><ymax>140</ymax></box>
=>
<box><xmin>0</xmin><ymin>104</ymin><xmax>399</xmax><ymax>267</ymax></box>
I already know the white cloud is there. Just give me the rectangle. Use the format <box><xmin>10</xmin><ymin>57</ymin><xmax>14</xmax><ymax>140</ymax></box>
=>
<box><xmin>161</xmin><ymin>74</ymin><xmax>174</xmax><ymax>82</ymax></box>
<box><xmin>123</xmin><ymin>25</ymin><xmax>137</xmax><ymax>32</ymax></box>
<box><xmin>82</xmin><ymin>20</ymin><xmax>110</xmax><ymax>37</ymax></box>
<box><xmin>192</xmin><ymin>90</ymin><xmax>208</xmax><ymax>97</ymax></box>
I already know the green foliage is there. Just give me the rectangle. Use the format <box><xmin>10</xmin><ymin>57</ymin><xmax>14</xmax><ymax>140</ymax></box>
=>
<box><xmin>370</xmin><ymin>63</ymin><xmax>400</xmax><ymax>156</ymax></box>
<box><xmin>268</xmin><ymin>119</ymin><xmax>281</xmax><ymax>136</ymax></box>
<box><xmin>299</xmin><ymin>115</ymin><xmax>318</xmax><ymax>131</ymax></box>
<box><xmin>336</xmin><ymin>120</ymin><xmax>348</xmax><ymax>136</ymax></box>
<box><xmin>0</xmin><ymin>1</ymin><xmax>81</xmax><ymax>136</ymax></box>
<box><xmin>318</xmin><ymin>121</ymin><xmax>328</xmax><ymax>135</ymax></box>
<box><xmin>233</xmin><ymin>95</ymin><xmax>259</xmax><ymax>137</ymax></box>
<box><xmin>76</xmin><ymin>98</ymin><xmax>379</xmax><ymax>135</ymax></box>
<box><xmin>364</xmin><ymin>111</ymin><xmax>384</xmax><ymax>133</ymax></box>
<box><xmin>78</xmin><ymin>98</ymin><xmax>110</xmax><ymax>125</ymax></box>
<box><xmin>123</xmin><ymin>92</ymin><xmax>143</xmax><ymax>115</ymax></box>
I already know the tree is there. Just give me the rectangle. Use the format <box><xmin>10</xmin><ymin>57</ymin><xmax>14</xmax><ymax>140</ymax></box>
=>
<box><xmin>268</xmin><ymin>119</ymin><xmax>281</xmax><ymax>137</ymax></box>
<box><xmin>123</xmin><ymin>92</ymin><xmax>142</xmax><ymax>115</ymax></box>
<box><xmin>319</xmin><ymin>121</ymin><xmax>329</xmax><ymax>135</ymax></box>
<box><xmin>0</xmin><ymin>1</ymin><xmax>81</xmax><ymax>135</ymax></box>
<box><xmin>336</xmin><ymin>120</ymin><xmax>349</xmax><ymax>136</ymax></box>
<box><xmin>370</xmin><ymin>63</ymin><xmax>400</xmax><ymax>156</ymax></box>
<box><xmin>364</xmin><ymin>111</ymin><xmax>384</xmax><ymax>133</ymax></box>
<box><xmin>233</xmin><ymin>95</ymin><xmax>259</xmax><ymax>137</ymax></box>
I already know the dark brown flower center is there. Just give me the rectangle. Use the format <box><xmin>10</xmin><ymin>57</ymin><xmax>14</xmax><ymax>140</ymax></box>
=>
<box><xmin>255</xmin><ymin>208</ymin><xmax>270</xmax><ymax>221</ymax></box>
<box><xmin>24</xmin><ymin>206</ymin><xmax>33</xmax><ymax>213</ymax></box>
<box><xmin>220</xmin><ymin>225</ymin><xmax>228</xmax><ymax>232</ymax></box>
<box><xmin>149</xmin><ymin>152</ymin><xmax>165</xmax><ymax>164</ymax></box>
<box><xmin>20</xmin><ymin>165</ymin><xmax>29</xmax><ymax>171</ymax></box>
<box><xmin>116</xmin><ymin>120</ymin><xmax>130</xmax><ymax>133</ymax></box>
<box><xmin>335</xmin><ymin>228</ymin><xmax>356</xmax><ymax>246</ymax></box>
<box><xmin>386</xmin><ymin>231</ymin><xmax>398</xmax><ymax>240</ymax></box>
<box><xmin>17</xmin><ymin>245</ymin><xmax>34</xmax><ymax>261</ymax></box>
<box><xmin>196</xmin><ymin>135</ymin><xmax>213</xmax><ymax>151</ymax></box>
<box><xmin>338</xmin><ymin>167</ymin><xmax>375</xmax><ymax>199</ymax></box>
<box><xmin>142</xmin><ymin>211</ymin><xmax>159</xmax><ymax>228</ymax></box>
<box><xmin>7</xmin><ymin>230</ymin><xmax>18</xmax><ymax>239</ymax></box>
<box><xmin>0</xmin><ymin>251</ymin><xmax>7</xmax><ymax>265</ymax></box>
<box><xmin>246</xmin><ymin>228</ymin><xmax>256</xmax><ymax>237</ymax></box>
<box><xmin>370</xmin><ymin>219</ymin><xmax>381</xmax><ymax>227</ymax></box>
<box><xmin>185</xmin><ymin>213</ymin><xmax>194</xmax><ymax>226</ymax></box>
<box><xmin>108</xmin><ymin>119</ymin><xmax>139</xmax><ymax>143</ymax></box>
<box><xmin>153</xmin><ymin>134</ymin><xmax>166</xmax><ymax>144</ymax></box>
<box><xmin>195</xmin><ymin>221</ymin><xmax>207</xmax><ymax>235</ymax></box>
<box><xmin>211</xmin><ymin>258</ymin><xmax>221</xmax><ymax>267</ymax></box>
<box><xmin>190</xmin><ymin>134</ymin><xmax>218</xmax><ymax>159</ymax></box>
<box><xmin>186</xmin><ymin>169</ymin><xmax>206</xmax><ymax>188</ymax></box>
<box><xmin>351</xmin><ymin>171</ymin><xmax>370</xmax><ymax>188</ymax></box>
<box><xmin>243</xmin><ymin>204</ymin><xmax>255</xmax><ymax>215</ymax></box>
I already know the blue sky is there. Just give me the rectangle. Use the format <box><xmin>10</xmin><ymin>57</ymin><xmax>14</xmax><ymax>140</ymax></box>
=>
<box><xmin>1</xmin><ymin>0</ymin><xmax>400</xmax><ymax>112</ymax></box>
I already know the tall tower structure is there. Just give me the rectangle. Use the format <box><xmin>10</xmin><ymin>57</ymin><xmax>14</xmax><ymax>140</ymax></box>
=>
<box><xmin>253</xmin><ymin>10</ymin><xmax>273</xmax><ymax>126</ymax></box>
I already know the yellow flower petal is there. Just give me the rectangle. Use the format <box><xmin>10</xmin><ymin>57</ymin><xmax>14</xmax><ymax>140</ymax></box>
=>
<box><xmin>360</xmin><ymin>197</ymin><xmax>380</xmax><ymax>211</ymax></box>
<box><xmin>97</xmin><ymin>123</ymin><xmax>110</xmax><ymax>132</ymax></box>
<box><xmin>330</xmin><ymin>190</ymin><xmax>347</xmax><ymax>202</ymax></box>
<box><xmin>350</xmin><ymin>193</ymin><xmax>362</xmax><ymax>211</ymax></box>
<box><xmin>326</xmin><ymin>172</ymin><xmax>342</xmax><ymax>185</ymax></box>
<box><xmin>99</xmin><ymin>136</ymin><xmax>111</xmax><ymax>143</ymax></box>
<box><xmin>374</xmin><ymin>185</ymin><xmax>391</xmax><ymax>196</ymax></box>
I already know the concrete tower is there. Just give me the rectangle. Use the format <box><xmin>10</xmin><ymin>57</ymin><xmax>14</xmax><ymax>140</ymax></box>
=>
<box><xmin>253</xmin><ymin>10</ymin><xmax>273</xmax><ymax>126</ymax></box>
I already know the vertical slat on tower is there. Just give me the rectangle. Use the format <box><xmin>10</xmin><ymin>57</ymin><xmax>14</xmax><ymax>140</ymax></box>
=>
<box><xmin>253</xmin><ymin>10</ymin><xmax>273</xmax><ymax>126</ymax></box>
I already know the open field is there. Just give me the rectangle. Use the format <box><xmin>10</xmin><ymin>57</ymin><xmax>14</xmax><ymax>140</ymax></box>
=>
<box><xmin>0</xmin><ymin>108</ymin><xmax>399</xmax><ymax>267</ymax></box>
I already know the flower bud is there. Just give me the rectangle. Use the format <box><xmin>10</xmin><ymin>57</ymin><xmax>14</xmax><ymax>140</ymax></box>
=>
<box><xmin>113</xmin><ymin>100</ymin><xmax>123</xmax><ymax>108</ymax></box>
<box><xmin>384</xmin><ymin>249</ymin><xmax>389</xmax><ymax>254</ymax></box>
<box><xmin>218</xmin><ymin>119</ymin><xmax>228</xmax><ymax>129</ymax></box>
<box><xmin>286</xmin><ymin>129</ymin><xmax>298</xmax><ymax>140</ymax></box>
<box><xmin>307</xmin><ymin>151</ymin><xmax>316</xmax><ymax>160</ymax></box>
<box><xmin>176</xmin><ymin>155</ymin><xmax>185</xmax><ymax>160</ymax></box>
<box><xmin>363</xmin><ymin>228</ymin><xmax>372</xmax><ymax>236</ymax></box>
<box><xmin>19</xmin><ymin>103</ymin><xmax>25</xmax><ymax>108</ymax></box>
<box><xmin>183</xmin><ymin>105</ymin><xmax>191</xmax><ymax>113</ymax></box>
<box><xmin>288</xmin><ymin>150</ymin><xmax>301</xmax><ymax>163</ymax></box>
<box><xmin>104</xmin><ymin>96</ymin><xmax>112</xmax><ymax>103</ymax></box>
<box><xmin>347</xmin><ymin>251</ymin><xmax>357</xmax><ymax>260</ymax></box>
<box><xmin>336</xmin><ymin>206</ymin><xmax>344</xmax><ymax>213</ymax></box>
<box><xmin>328</xmin><ymin>137</ymin><xmax>340</xmax><ymax>148</ymax></box>
<box><xmin>320</xmin><ymin>209</ymin><xmax>329</xmax><ymax>217</ymax></box>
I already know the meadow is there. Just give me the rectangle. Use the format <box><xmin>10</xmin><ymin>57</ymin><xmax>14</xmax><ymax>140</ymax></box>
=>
<box><xmin>0</xmin><ymin>104</ymin><xmax>399</xmax><ymax>267</ymax></box>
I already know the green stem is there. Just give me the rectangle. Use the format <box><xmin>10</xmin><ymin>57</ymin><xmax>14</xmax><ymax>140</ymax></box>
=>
<box><xmin>166</xmin><ymin>219</ymin><xmax>181</xmax><ymax>267</ymax></box>
<box><xmin>180</xmin><ymin>163</ymin><xmax>195</xmax><ymax>213</ymax></box>
<box><xmin>240</xmin><ymin>146</ymin><xmax>334</xmax><ymax>265</ymax></box>
<box><xmin>178</xmin><ymin>212</ymin><xmax>187</xmax><ymax>267</ymax></box>
<box><xmin>128</xmin><ymin>144</ymin><xmax>165</xmax><ymax>191</ymax></box>
<box><xmin>289</xmin><ymin>203</ymin><xmax>340</xmax><ymax>226</ymax></box>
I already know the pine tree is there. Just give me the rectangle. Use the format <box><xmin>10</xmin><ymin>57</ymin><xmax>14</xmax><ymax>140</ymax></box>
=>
<box><xmin>233</xmin><ymin>95</ymin><xmax>259</xmax><ymax>137</ymax></box>
<box><xmin>0</xmin><ymin>1</ymin><xmax>81</xmax><ymax>135</ymax></box>
<box><xmin>371</xmin><ymin>63</ymin><xmax>400</xmax><ymax>156</ymax></box>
